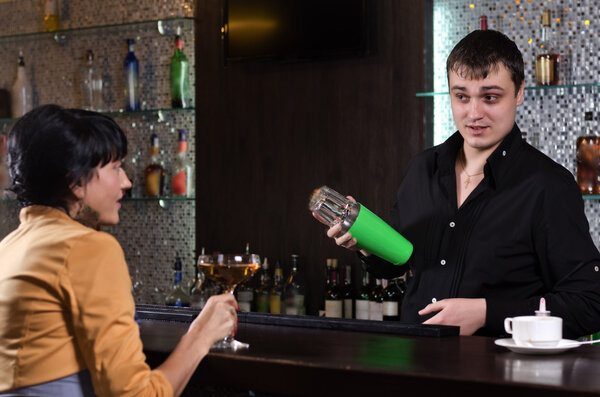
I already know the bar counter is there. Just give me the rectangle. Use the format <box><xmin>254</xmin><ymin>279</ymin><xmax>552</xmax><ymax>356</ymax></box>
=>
<box><xmin>138</xmin><ymin>306</ymin><xmax>600</xmax><ymax>396</ymax></box>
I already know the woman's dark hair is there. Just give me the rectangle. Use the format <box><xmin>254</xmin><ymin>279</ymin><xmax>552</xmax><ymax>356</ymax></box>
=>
<box><xmin>446</xmin><ymin>29</ymin><xmax>524</xmax><ymax>95</ymax></box>
<box><xmin>7</xmin><ymin>104</ymin><xmax>127</xmax><ymax>211</ymax></box>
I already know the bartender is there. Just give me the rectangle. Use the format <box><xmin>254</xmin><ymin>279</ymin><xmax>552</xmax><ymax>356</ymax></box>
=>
<box><xmin>326</xmin><ymin>29</ymin><xmax>600</xmax><ymax>338</ymax></box>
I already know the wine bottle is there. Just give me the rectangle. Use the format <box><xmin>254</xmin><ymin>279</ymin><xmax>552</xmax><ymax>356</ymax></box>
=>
<box><xmin>236</xmin><ymin>281</ymin><xmax>254</xmax><ymax>312</ymax></box>
<box><xmin>479</xmin><ymin>15</ymin><xmax>487</xmax><ymax>30</ymax></box>
<box><xmin>144</xmin><ymin>133</ymin><xmax>166</xmax><ymax>197</ymax></box>
<box><xmin>283</xmin><ymin>254</ymin><xmax>306</xmax><ymax>315</ymax></box>
<box><xmin>382</xmin><ymin>279</ymin><xmax>401</xmax><ymax>321</ymax></box>
<box><xmin>576</xmin><ymin>111</ymin><xmax>599</xmax><ymax>195</ymax></box>
<box><xmin>165</xmin><ymin>255</ymin><xmax>190</xmax><ymax>307</ymax></box>
<box><xmin>123</xmin><ymin>39</ymin><xmax>140</xmax><ymax>111</ymax></box>
<box><xmin>324</xmin><ymin>259</ymin><xmax>342</xmax><ymax>318</ymax></box>
<box><xmin>170</xmin><ymin>29</ymin><xmax>191</xmax><ymax>108</ymax></box>
<box><xmin>355</xmin><ymin>266</ymin><xmax>370</xmax><ymax>320</ymax></box>
<box><xmin>42</xmin><ymin>0</ymin><xmax>60</xmax><ymax>32</ymax></box>
<box><xmin>341</xmin><ymin>264</ymin><xmax>354</xmax><ymax>319</ymax></box>
<box><xmin>190</xmin><ymin>248</ymin><xmax>208</xmax><ymax>309</ymax></box>
<box><xmin>11</xmin><ymin>51</ymin><xmax>33</xmax><ymax>118</ymax></box>
<box><xmin>269</xmin><ymin>261</ymin><xmax>284</xmax><ymax>314</ymax></box>
<box><xmin>369</xmin><ymin>278</ymin><xmax>383</xmax><ymax>321</ymax></box>
<box><xmin>235</xmin><ymin>243</ymin><xmax>255</xmax><ymax>312</ymax></box>
<box><xmin>171</xmin><ymin>129</ymin><xmax>194</xmax><ymax>197</ymax></box>
<box><xmin>254</xmin><ymin>257</ymin><xmax>272</xmax><ymax>312</ymax></box>
<box><xmin>536</xmin><ymin>9</ymin><xmax>560</xmax><ymax>86</ymax></box>
<box><xmin>80</xmin><ymin>50</ymin><xmax>104</xmax><ymax>111</ymax></box>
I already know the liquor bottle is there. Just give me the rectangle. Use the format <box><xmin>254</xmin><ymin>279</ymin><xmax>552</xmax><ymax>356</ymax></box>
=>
<box><xmin>171</xmin><ymin>129</ymin><xmax>194</xmax><ymax>197</ymax></box>
<box><xmin>283</xmin><ymin>254</ymin><xmax>306</xmax><ymax>315</ymax></box>
<box><xmin>341</xmin><ymin>264</ymin><xmax>354</xmax><ymax>319</ymax></box>
<box><xmin>324</xmin><ymin>258</ymin><xmax>333</xmax><ymax>288</ymax></box>
<box><xmin>369</xmin><ymin>279</ymin><xmax>384</xmax><ymax>321</ymax></box>
<box><xmin>536</xmin><ymin>9</ymin><xmax>560</xmax><ymax>86</ymax></box>
<box><xmin>236</xmin><ymin>243</ymin><xmax>255</xmax><ymax>312</ymax></box>
<box><xmin>123</xmin><ymin>39</ymin><xmax>140</xmax><ymax>111</ymax></box>
<box><xmin>165</xmin><ymin>255</ymin><xmax>190</xmax><ymax>307</ymax></box>
<box><xmin>479</xmin><ymin>15</ymin><xmax>487</xmax><ymax>30</ymax></box>
<box><xmin>236</xmin><ymin>281</ymin><xmax>254</xmax><ymax>312</ymax></box>
<box><xmin>144</xmin><ymin>133</ymin><xmax>166</xmax><ymax>197</ymax></box>
<box><xmin>42</xmin><ymin>0</ymin><xmax>60</xmax><ymax>32</ymax></box>
<box><xmin>190</xmin><ymin>248</ymin><xmax>208</xmax><ymax>309</ymax></box>
<box><xmin>80</xmin><ymin>50</ymin><xmax>104</xmax><ymax>111</ymax></box>
<box><xmin>382</xmin><ymin>279</ymin><xmax>401</xmax><ymax>321</ymax></box>
<box><xmin>395</xmin><ymin>274</ymin><xmax>408</xmax><ymax>295</ymax></box>
<box><xmin>576</xmin><ymin>111</ymin><xmax>599</xmax><ymax>195</ymax></box>
<box><xmin>324</xmin><ymin>259</ymin><xmax>342</xmax><ymax>318</ymax></box>
<box><xmin>11</xmin><ymin>51</ymin><xmax>33</xmax><ymax>118</ymax></box>
<box><xmin>355</xmin><ymin>266</ymin><xmax>370</xmax><ymax>320</ymax></box>
<box><xmin>254</xmin><ymin>257</ymin><xmax>272</xmax><ymax>312</ymax></box>
<box><xmin>170</xmin><ymin>29</ymin><xmax>191</xmax><ymax>108</ymax></box>
<box><xmin>131</xmin><ymin>266</ymin><xmax>144</xmax><ymax>304</ymax></box>
<box><xmin>269</xmin><ymin>261</ymin><xmax>284</xmax><ymax>314</ymax></box>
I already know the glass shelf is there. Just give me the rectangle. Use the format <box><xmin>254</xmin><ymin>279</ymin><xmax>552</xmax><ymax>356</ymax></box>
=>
<box><xmin>583</xmin><ymin>195</ymin><xmax>600</xmax><ymax>200</ymax></box>
<box><xmin>0</xmin><ymin>17</ymin><xmax>195</xmax><ymax>44</ymax></box>
<box><xmin>0</xmin><ymin>197</ymin><xmax>195</xmax><ymax>203</ymax></box>
<box><xmin>123</xmin><ymin>197</ymin><xmax>195</xmax><ymax>202</ymax></box>
<box><xmin>0</xmin><ymin>107</ymin><xmax>195</xmax><ymax>124</ymax></box>
<box><xmin>416</xmin><ymin>82</ymin><xmax>600</xmax><ymax>97</ymax></box>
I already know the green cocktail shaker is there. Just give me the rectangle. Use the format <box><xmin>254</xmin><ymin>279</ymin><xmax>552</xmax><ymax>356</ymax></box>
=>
<box><xmin>309</xmin><ymin>186</ymin><xmax>413</xmax><ymax>265</ymax></box>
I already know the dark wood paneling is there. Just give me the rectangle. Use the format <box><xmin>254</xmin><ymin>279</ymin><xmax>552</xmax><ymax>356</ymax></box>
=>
<box><xmin>195</xmin><ymin>1</ymin><xmax>425</xmax><ymax>315</ymax></box>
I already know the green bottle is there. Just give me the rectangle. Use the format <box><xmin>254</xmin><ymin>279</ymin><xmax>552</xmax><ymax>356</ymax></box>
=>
<box><xmin>170</xmin><ymin>30</ymin><xmax>191</xmax><ymax>108</ymax></box>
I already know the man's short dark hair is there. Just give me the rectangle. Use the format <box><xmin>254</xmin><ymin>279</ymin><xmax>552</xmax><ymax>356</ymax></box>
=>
<box><xmin>7</xmin><ymin>104</ymin><xmax>128</xmax><ymax>211</ymax></box>
<box><xmin>446</xmin><ymin>29</ymin><xmax>525</xmax><ymax>95</ymax></box>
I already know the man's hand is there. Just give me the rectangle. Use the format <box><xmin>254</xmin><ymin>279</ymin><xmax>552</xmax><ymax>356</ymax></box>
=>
<box><xmin>419</xmin><ymin>298</ymin><xmax>486</xmax><ymax>335</ymax></box>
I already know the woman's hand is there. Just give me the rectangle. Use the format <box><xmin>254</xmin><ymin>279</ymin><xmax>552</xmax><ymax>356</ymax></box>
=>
<box><xmin>188</xmin><ymin>293</ymin><xmax>238</xmax><ymax>348</ymax></box>
<box><xmin>157</xmin><ymin>293</ymin><xmax>239</xmax><ymax>396</ymax></box>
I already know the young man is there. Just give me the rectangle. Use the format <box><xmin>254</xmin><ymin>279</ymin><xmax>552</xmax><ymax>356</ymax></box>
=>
<box><xmin>327</xmin><ymin>30</ymin><xmax>600</xmax><ymax>337</ymax></box>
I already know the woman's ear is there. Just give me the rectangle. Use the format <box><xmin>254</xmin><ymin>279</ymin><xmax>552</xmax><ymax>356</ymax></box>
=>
<box><xmin>71</xmin><ymin>182</ymin><xmax>85</xmax><ymax>200</ymax></box>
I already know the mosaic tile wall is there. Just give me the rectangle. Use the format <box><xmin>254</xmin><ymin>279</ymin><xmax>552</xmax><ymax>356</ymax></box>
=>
<box><xmin>0</xmin><ymin>0</ymin><xmax>196</xmax><ymax>304</ymax></box>
<box><xmin>431</xmin><ymin>0</ymin><xmax>600</xmax><ymax>248</ymax></box>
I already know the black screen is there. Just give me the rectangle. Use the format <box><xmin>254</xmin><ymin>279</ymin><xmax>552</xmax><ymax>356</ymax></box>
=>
<box><xmin>223</xmin><ymin>0</ymin><xmax>368</xmax><ymax>62</ymax></box>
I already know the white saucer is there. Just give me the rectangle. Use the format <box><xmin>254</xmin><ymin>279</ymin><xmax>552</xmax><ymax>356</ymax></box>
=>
<box><xmin>494</xmin><ymin>338</ymin><xmax>580</xmax><ymax>355</ymax></box>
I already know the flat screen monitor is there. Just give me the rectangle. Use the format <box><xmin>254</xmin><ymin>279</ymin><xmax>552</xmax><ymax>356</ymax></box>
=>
<box><xmin>222</xmin><ymin>0</ymin><xmax>368</xmax><ymax>63</ymax></box>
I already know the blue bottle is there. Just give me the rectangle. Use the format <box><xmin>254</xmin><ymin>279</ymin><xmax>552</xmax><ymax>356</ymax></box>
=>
<box><xmin>123</xmin><ymin>38</ymin><xmax>140</xmax><ymax>111</ymax></box>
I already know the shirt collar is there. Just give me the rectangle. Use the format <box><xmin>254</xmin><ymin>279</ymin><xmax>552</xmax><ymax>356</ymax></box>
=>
<box><xmin>435</xmin><ymin>123</ymin><xmax>524</xmax><ymax>189</ymax></box>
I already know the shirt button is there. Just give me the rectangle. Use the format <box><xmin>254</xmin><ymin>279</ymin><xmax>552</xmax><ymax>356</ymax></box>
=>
<box><xmin>595</xmin><ymin>266</ymin><xmax>599</xmax><ymax>272</ymax></box>
<box><xmin>432</xmin><ymin>298</ymin><xmax>437</xmax><ymax>303</ymax></box>
<box><xmin>440</xmin><ymin>259</ymin><xmax>446</xmax><ymax>266</ymax></box>
<box><xmin>502</xmin><ymin>150</ymin><xmax>507</xmax><ymax>156</ymax></box>
<box><xmin>449</xmin><ymin>221</ymin><xmax>456</xmax><ymax>228</ymax></box>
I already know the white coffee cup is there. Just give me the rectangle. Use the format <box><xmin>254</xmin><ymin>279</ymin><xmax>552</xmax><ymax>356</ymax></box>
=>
<box><xmin>504</xmin><ymin>316</ymin><xmax>562</xmax><ymax>347</ymax></box>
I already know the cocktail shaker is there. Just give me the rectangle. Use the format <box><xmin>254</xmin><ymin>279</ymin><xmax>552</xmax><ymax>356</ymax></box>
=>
<box><xmin>309</xmin><ymin>186</ymin><xmax>413</xmax><ymax>265</ymax></box>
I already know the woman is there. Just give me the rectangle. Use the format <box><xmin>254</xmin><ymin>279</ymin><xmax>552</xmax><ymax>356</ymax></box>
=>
<box><xmin>0</xmin><ymin>104</ymin><xmax>237</xmax><ymax>396</ymax></box>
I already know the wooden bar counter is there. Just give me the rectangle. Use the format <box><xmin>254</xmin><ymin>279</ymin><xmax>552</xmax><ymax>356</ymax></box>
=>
<box><xmin>137</xmin><ymin>306</ymin><xmax>600</xmax><ymax>396</ymax></box>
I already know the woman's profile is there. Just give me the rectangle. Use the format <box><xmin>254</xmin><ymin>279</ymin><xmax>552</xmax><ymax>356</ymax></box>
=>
<box><xmin>0</xmin><ymin>104</ymin><xmax>237</xmax><ymax>396</ymax></box>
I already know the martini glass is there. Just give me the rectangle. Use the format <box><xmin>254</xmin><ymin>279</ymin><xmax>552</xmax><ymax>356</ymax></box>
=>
<box><xmin>197</xmin><ymin>253</ymin><xmax>260</xmax><ymax>350</ymax></box>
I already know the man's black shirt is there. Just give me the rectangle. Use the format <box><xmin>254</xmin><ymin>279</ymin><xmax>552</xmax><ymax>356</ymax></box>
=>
<box><xmin>364</xmin><ymin>124</ymin><xmax>600</xmax><ymax>338</ymax></box>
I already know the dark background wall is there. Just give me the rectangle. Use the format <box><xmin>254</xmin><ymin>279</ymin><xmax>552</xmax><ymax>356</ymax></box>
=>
<box><xmin>195</xmin><ymin>0</ymin><xmax>425</xmax><ymax>315</ymax></box>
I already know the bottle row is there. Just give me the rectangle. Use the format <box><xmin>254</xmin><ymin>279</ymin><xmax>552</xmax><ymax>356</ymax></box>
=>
<box><xmin>134</xmin><ymin>129</ymin><xmax>195</xmax><ymax>199</ymax></box>
<box><xmin>152</xmin><ymin>247</ymin><xmax>408</xmax><ymax>322</ymax></box>
<box><xmin>0</xmin><ymin>32</ymin><xmax>191</xmax><ymax>119</ymax></box>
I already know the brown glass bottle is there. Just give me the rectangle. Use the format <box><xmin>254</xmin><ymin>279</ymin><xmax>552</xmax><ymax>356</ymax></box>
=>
<box><xmin>576</xmin><ymin>112</ymin><xmax>600</xmax><ymax>195</ymax></box>
<box><xmin>144</xmin><ymin>133</ymin><xmax>166</xmax><ymax>197</ymax></box>
<box><xmin>536</xmin><ymin>9</ymin><xmax>560</xmax><ymax>86</ymax></box>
